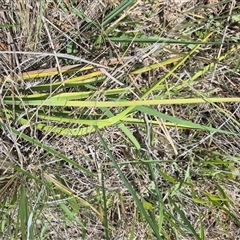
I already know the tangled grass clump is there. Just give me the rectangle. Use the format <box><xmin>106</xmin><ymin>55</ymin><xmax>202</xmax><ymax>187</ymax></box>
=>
<box><xmin>0</xmin><ymin>0</ymin><xmax>240</xmax><ymax>239</ymax></box>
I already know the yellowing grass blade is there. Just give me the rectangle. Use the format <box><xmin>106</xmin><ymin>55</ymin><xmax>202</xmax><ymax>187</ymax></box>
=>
<box><xmin>44</xmin><ymin>173</ymin><xmax>102</xmax><ymax>221</ymax></box>
<box><xmin>104</xmin><ymin>33</ymin><xmax>215</xmax><ymax>126</ymax></box>
<box><xmin>131</xmin><ymin>57</ymin><xmax>182</xmax><ymax>74</ymax></box>
<box><xmin>8</xmin><ymin>97</ymin><xmax>240</xmax><ymax>108</ymax></box>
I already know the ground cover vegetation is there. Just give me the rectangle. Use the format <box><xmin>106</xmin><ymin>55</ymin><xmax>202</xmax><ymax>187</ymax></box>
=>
<box><xmin>0</xmin><ymin>0</ymin><xmax>240</xmax><ymax>239</ymax></box>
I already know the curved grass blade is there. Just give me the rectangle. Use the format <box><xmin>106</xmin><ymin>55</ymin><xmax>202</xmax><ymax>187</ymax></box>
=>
<box><xmin>0</xmin><ymin>121</ymin><xmax>94</xmax><ymax>177</ymax></box>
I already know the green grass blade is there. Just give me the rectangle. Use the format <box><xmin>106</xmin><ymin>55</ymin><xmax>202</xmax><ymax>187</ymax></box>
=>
<box><xmin>95</xmin><ymin>127</ymin><xmax>162</xmax><ymax>239</ymax></box>
<box><xmin>170</xmin><ymin>198</ymin><xmax>201</xmax><ymax>240</ymax></box>
<box><xmin>100</xmin><ymin>166</ymin><xmax>110</xmax><ymax>240</ymax></box>
<box><xmin>136</xmin><ymin>106</ymin><xmax>239</xmax><ymax>136</ymax></box>
<box><xmin>18</xmin><ymin>185</ymin><xmax>28</xmax><ymax>240</ymax></box>
<box><xmin>102</xmin><ymin>0</ymin><xmax>137</xmax><ymax>26</ymax></box>
<box><xmin>59</xmin><ymin>203</ymin><xmax>85</xmax><ymax>228</ymax></box>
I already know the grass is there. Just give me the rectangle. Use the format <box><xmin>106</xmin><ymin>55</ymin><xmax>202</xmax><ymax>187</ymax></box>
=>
<box><xmin>0</xmin><ymin>0</ymin><xmax>240</xmax><ymax>239</ymax></box>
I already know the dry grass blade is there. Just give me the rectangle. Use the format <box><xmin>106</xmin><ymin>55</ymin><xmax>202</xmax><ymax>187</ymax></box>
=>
<box><xmin>0</xmin><ymin>152</ymin><xmax>20</xmax><ymax>203</ymax></box>
<box><xmin>44</xmin><ymin>173</ymin><xmax>102</xmax><ymax>221</ymax></box>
